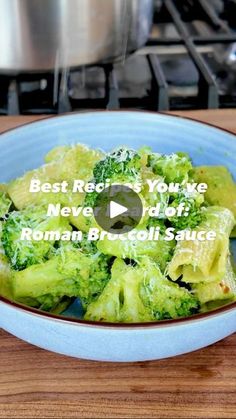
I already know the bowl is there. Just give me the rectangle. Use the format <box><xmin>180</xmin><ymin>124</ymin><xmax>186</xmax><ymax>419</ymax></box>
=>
<box><xmin>0</xmin><ymin>111</ymin><xmax>235</xmax><ymax>362</ymax></box>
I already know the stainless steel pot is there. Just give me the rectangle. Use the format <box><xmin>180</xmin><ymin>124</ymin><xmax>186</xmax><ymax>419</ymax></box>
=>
<box><xmin>0</xmin><ymin>0</ymin><xmax>154</xmax><ymax>73</ymax></box>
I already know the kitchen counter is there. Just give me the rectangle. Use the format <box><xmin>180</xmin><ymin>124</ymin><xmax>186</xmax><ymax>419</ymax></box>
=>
<box><xmin>0</xmin><ymin>110</ymin><xmax>235</xmax><ymax>419</ymax></box>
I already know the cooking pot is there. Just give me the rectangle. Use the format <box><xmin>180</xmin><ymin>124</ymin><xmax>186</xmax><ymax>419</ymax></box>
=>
<box><xmin>0</xmin><ymin>0</ymin><xmax>154</xmax><ymax>73</ymax></box>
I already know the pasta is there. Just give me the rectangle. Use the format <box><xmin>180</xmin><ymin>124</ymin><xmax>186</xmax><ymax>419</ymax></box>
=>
<box><xmin>192</xmin><ymin>257</ymin><xmax>236</xmax><ymax>305</ymax></box>
<box><xmin>7</xmin><ymin>144</ymin><xmax>103</xmax><ymax>210</ymax></box>
<box><xmin>194</xmin><ymin>166</ymin><xmax>236</xmax><ymax>237</ymax></box>
<box><xmin>167</xmin><ymin>206</ymin><xmax>235</xmax><ymax>283</ymax></box>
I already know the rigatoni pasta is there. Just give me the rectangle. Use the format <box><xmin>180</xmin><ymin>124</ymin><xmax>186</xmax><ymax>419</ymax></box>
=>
<box><xmin>192</xmin><ymin>257</ymin><xmax>236</xmax><ymax>305</ymax></box>
<box><xmin>167</xmin><ymin>206</ymin><xmax>235</xmax><ymax>283</ymax></box>
<box><xmin>194</xmin><ymin>166</ymin><xmax>236</xmax><ymax>237</ymax></box>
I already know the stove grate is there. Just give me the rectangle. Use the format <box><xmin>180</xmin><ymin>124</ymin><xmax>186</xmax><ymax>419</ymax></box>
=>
<box><xmin>0</xmin><ymin>0</ymin><xmax>236</xmax><ymax>114</ymax></box>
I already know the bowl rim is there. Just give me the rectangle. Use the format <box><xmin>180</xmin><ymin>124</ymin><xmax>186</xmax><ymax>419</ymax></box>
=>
<box><xmin>0</xmin><ymin>109</ymin><xmax>235</xmax><ymax>329</ymax></box>
<box><xmin>0</xmin><ymin>295</ymin><xmax>236</xmax><ymax>329</ymax></box>
<box><xmin>1</xmin><ymin>109</ymin><xmax>236</xmax><ymax>138</ymax></box>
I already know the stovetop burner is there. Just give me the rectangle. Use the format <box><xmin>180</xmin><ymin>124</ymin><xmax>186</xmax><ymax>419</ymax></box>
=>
<box><xmin>0</xmin><ymin>0</ymin><xmax>236</xmax><ymax>115</ymax></box>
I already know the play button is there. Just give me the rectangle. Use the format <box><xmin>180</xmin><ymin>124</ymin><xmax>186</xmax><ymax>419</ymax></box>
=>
<box><xmin>93</xmin><ymin>184</ymin><xmax>143</xmax><ymax>234</ymax></box>
<box><xmin>109</xmin><ymin>201</ymin><xmax>128</xmax><ymax>219</ymax></box>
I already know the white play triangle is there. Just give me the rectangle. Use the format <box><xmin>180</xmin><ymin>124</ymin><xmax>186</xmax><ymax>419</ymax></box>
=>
<box><xmin>109</xmin><ymin>201</ymin><xmax>128</xmax><ymax>219</ymax></box>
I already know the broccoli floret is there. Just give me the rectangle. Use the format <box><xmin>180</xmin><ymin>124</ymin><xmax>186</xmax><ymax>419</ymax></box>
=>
<box><xmin>85</xmin><ymin>259</ymin><xmax>153</xmax><ymax>322</ymax></box>
<box><xmin>12</xmin><ymin>246</ymin><xmax>111</xmax><ymax>310</ymax></box>
<box><xmin>67</xmin><ymin>236</ymin><xmax>113</xmax><ymax>306</ymax></box>
<box><xmin>93</xmin><ymin>147</ymin><xmax>141</xmax><ymax>184</ymax></box>
<box><xmin>140</xmin><ymin>258</ymin><xmax>199</xmax><ymax>320</ymax></box>
<box><xmin>0</xmin><ymin>191</ymin><xmax>12</xmax><ymax>218</ymax></box>
<box><xmin>2</xmin><ymin>206</ymin><xmax>70</xmax><ymax>270</ymax></box>
<box><xmin>148</xmin><ymin>152</ymin><xmax>193</xmax><ymax>184</ymax></box>
<box><xmin>80</xmin><ymin>251</ymin><xmax>112</xmax><ymax>306</ymax></box>
<box><xmin>83</xmin><ymin>190</ymin><xmax>100</xmax><ymax>208</ymax></box>
<box><xmin>168</xmin><ymin>190</ymin><xmax>205</xmax><ymax>230</ymax></box>
<box><xmin>56</xmin><ymin>244</ymin><xmax>112</xmax><ymax>307</ymax></box>
<box><xmin>74</xmin><ymin>234</ymin><xmax>98</xmax><ymax>254</ymax></box>
<box><xmin>0</xmin><ymin>221</ymin><xmax>12</xmax><ymax>300</ymax></box>
<box><xmin>146</xmin><ymin>217</ymin><xmax>166</xmax><ymax>233</ymax></box>
<box><xmin>85</xmin><ymin>258</ymin><xmax>198</xmax><ymax>323</ymax></box>
<box><xmin>85</xmin><ymin>252</ymin><xmax>112</xmax><ymax>306</ymax></box>
<box><xmin>55</xmin><ymin>234</ymin><xmax>99</xmax><ymax>256</ymax></box>
<box><xmin>84</xmin><ymin>147</ymin><xmax>141</xmax><ymax>208</ymax></box>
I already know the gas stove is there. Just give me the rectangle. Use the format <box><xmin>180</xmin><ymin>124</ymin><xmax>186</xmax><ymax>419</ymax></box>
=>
<box><xmin>0</xmin><ymin>0</ymin><xmax>236</xmax><ymax>115</ymax></box>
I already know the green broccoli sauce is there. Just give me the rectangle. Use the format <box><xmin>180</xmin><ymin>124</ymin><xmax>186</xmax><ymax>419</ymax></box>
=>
<box><xmin>0</xmin><ymin>144</ymin><xmax>235</xmax><ymax>320</ymax></box>
<box><xmin>2</xmin><ymin>207</ymin><xmax>69</xmax><ymax>271</ymax></box>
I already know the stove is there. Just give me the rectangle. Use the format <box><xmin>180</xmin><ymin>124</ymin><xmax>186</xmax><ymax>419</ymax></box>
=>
<box><xmin>1</xmin><ymin>0</ymin><xmax>236</xmax><ymax>115</ymax></box>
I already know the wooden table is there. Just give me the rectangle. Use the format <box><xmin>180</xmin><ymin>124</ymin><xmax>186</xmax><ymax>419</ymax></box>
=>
<box><xmin>0</xmin><ymin>110</ymin><xmax>235</xmax><ymax>419</ymax></box>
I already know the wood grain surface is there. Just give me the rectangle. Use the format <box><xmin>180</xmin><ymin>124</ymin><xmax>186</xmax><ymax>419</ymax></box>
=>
<box><xmin>0</xmin><ymin>110</ymin><xmax>235</xmax><ymax>419</ymax></box>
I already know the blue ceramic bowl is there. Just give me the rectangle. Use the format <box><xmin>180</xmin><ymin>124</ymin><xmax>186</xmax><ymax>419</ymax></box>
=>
<box><xmin>0</xmin><ymin>111</ymin><xmax>235</xmax><ymax>361</ymax></box>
